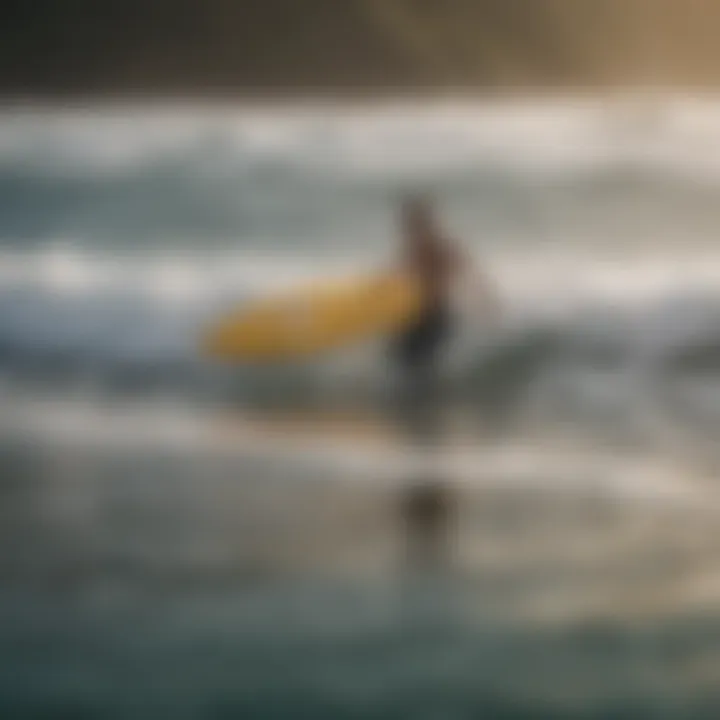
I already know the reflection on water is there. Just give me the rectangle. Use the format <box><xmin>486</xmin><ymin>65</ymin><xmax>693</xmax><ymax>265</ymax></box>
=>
<box><xmin>396</xmin><ymin>366</ymin><xmax>458</xmax><ymax>577</ymax></box>
<box><xmin>400</xmin><ymin>477</ymin><xmax>456</xmax><ymax>574</ymax></box>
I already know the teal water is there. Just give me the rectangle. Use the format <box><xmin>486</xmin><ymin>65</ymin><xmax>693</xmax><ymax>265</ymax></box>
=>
<box><xmin>2</xmin><ymin>96</ymin><xmax>720</xmax><ymax>717</ymax></box>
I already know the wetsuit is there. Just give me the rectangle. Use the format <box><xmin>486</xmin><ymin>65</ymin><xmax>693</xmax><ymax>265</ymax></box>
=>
<box><xmin>392</xmin><ymin>236</ymin><xmax>458</xmax><ymax>374</ymax></box>
<box><xmin>393</xmin><ymin>296</ymin><xmax>452</xmax><ymax>371</ymax></box>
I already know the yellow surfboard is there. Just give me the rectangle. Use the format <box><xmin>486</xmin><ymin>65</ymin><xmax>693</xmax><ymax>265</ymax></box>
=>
<box><xmin>201</xmin><ymin>272</ymin><xmax>423</xmax><ymax>362</ymax></box>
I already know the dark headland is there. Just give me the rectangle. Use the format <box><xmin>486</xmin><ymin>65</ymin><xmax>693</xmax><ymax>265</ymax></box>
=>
<box><xmin>1</xmin><ymin>0</ymin><xmax>718</xmax><ymax>99</ymax></box>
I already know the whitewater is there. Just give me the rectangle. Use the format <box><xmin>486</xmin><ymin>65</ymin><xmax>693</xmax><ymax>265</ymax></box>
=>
<box><xmin>1</xmin><ymin>96</ymin><xmax>720</xmax><ymax>444</ymax></box>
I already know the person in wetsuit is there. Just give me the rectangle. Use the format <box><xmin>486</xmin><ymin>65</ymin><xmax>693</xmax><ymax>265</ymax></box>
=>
<box><xmin>392</xmin><ymin>195</ymin><xmax>465</xmax><ymax>388</ymax></box>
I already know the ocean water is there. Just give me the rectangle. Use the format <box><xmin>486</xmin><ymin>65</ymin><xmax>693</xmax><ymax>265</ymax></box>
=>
<box><xmin>3</xmin><ymin>95</ymin><xmax>720</xmax><ymax>718</ymax></box>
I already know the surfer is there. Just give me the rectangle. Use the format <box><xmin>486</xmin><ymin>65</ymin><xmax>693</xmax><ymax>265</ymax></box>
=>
<box><xmin>391</xmin><ymin>193</ymin><xmax>499</xmax><ymax>440</ymax></box>
<box><xmin>392</xmin><ymin>194</ymin><xmax>485</xmax><ymax>390</ymax></box>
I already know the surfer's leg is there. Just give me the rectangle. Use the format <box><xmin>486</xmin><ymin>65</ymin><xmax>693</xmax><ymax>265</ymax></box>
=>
<box><xmin>391</xmin><ymin>305</ymin><xmax>452</xmax><ymax>441</ymax></box>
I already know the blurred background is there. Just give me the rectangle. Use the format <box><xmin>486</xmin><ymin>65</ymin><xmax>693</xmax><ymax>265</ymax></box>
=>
<box><xmin>3</xmin><ymin>1</ymin><xmax>720</xmax><ymax>717</ymax></box>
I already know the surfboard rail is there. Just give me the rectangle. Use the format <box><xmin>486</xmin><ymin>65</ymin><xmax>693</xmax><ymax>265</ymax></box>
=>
<box><xmin>201</xmin><ymin>271</ymin><xmax>423</xmax><ymax>362</ymax></box>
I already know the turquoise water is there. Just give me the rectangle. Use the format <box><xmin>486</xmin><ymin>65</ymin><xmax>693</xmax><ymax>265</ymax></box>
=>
<box><xmin>2</xmin><ymin>95</ymin><xmax>720</xmax><ymax>717</ymax></box>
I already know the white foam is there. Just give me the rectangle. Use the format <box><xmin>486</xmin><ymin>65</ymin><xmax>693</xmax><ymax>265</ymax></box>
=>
<box><xmin>0</xmin><ymin>245</ymin><xmax>363</xmax><ymax>304</ymax></box>
<box><xmin>3</xmin><ymin>94</ymin><xmax>720</xmax><ymax>181</ymax></box>
<box><xmin>1</xmin><ymin>241</ymin><xmax>720</xmax><ymax>315</ymax></box>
